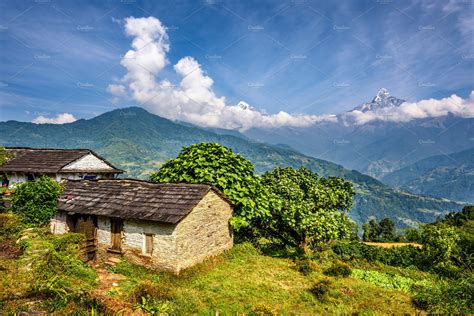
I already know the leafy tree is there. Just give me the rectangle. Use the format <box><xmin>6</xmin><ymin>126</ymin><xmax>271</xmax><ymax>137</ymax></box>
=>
<box><xmin>422</xmin><ymin>223</ymin><xmax>460</xmax><ymax>265</ymax></box>
<box><xmin>379</xmin><ymin>218</ymin><xmax>396</xmax><ymax>241</ymax></box>
<box><xmin>0</xmin><ymin>146</ymin><xmax>12</xmax><ymax>166</ymax></box>
<box><xmin>363</xmin><ymin>219</ymin><xmax>380</xmax><ymax>241</ymax></box>
<box><xmin>11</xmin><ymin>176</ymin><xmax>62</xmax><ymax>226</ymax></box>
<box><xmin>260</xmin><ymin>167</ymin><xmax>355</xmax><ymax>251</ymax></box>
<box><xmin>402</xmin><ymin>227</ymin><xmax>422</xmax><ymax>243</ymax></box>
<box><xmin>150</xmin><ymin>143</ymin><xmax>272</xmax><ymax>230</ymax></box>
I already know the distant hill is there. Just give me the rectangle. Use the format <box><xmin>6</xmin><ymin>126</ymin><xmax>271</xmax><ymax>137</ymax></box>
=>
<box><xmin>0</xmin><ymin>107</ymin><xmax>462</xmax><ymax>227</ymax></box>
<box><xmin>245</xmin><ymin>89</ymin><xmax>474</xmax><ymax>180</ymax></box>
<box><xmin>382</xmin><ymin>148</ymin><xmax>474</xmax><ymax>203</ymax></box>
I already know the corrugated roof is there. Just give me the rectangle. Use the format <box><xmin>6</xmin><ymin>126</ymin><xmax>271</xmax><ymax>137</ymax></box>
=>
<box><xmin>57</xmin><ymin>179</ymin><xmax>230</xmax><ymax>224</ymax></box>
<box><xmin>0</xmin><ymin>147</ymin><xmax>123</xmax><ymax>174</ymax></box>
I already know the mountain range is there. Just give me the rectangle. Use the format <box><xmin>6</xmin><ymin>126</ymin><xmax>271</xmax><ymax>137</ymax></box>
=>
<box><xmin>0</xmin><ymin>107</ymin><xmax>462</xmax><ymax>228</ymax></box>
<box><xmin>382</xmin><ymin>147</ymin><xmax>474</xmax><ymax>203</ymax></box>
<box><xmin>244</xmin><ymin>89</ymin><xmax>474</xmax><ymax>202</ymax></box>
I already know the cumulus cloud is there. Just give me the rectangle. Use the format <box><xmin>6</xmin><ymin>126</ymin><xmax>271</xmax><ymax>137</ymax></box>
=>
<box><xmin>347</xmin><ymin>92</ymin><xmax>474</xmax><ymax>125</ymax></box>
<box><xmin>32</xmin><ymin>113</ymin><xmax>77</xmax><ymax>124</ymax></box>
<box><xmin>108</xmin><ymin>16</ymin><xmax>334</xmax><ymax>130</ymax></box>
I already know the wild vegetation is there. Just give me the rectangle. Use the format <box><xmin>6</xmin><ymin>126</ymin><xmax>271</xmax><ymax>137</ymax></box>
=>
<box><xmin>0</xmin><ymin>143</ymin><xmax>472</xmax><ymax>314</ymax></box>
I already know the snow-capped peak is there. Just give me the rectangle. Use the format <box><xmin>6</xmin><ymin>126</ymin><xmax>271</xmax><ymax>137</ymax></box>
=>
<box><xmin>373</xmin><ymin>88</ymin><xmax>390</xmax><ymax>102</ymax></box>
<box><xmin>351</xmin><ymin>88</ymin><xmax>405</xmax><ymax>113</ymax></box>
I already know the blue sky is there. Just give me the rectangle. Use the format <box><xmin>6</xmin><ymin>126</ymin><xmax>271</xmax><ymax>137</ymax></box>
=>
<box><xmin>0</xmin><ymin>0</ymin><xmax>473</xmax><ymax>127</ymax></box>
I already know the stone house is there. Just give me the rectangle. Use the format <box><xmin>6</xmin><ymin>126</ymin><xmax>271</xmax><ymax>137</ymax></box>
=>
<box><xmin>51</xmin><ymin>179</ymin><xmax>234</xmax><ymax>274</ymax></box>
<box><xmin>0</xmin><ymin>147</ymin><xmax>123</xmax><ymax>186</ymax></box>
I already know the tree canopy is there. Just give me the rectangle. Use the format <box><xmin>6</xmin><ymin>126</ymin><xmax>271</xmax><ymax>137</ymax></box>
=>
<box><xmin>149</xmin><ymin>143</ymin><xmax>272</xmax><ymax>230</ymax></box>
<box><xmin>11</xmin><ymin>176</ymin><xmax>63</xmax><ymax>226</ymax></box>
<box><xmin>0</xmin><ymin>146</ymin><xmax>11</xmax><ymax>167</ymax></box>
<box><xmin>261</xmin><ymin>167</ymin><xmax>355</xmax><ymax>250</ymax></box>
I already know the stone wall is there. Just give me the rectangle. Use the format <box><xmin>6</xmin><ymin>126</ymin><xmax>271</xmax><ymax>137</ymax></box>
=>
<box><xmin>50</xmin><ymin>211</ymin><xmax>69</xmax><ymax>234</ymax></box>
<box><xmin>122</xmin><ymin>220</ymin><xmax>178</xmax><ymax>272</ymax></box>
<box><xmin>176</xmin><ymin>190</ymin><xmax>233</xmax><ymax>271</ymax></box>
<box><xmin>97</xmin><ymin>216</ymin><xmax>111</xmax><ymax>244</ymax></box>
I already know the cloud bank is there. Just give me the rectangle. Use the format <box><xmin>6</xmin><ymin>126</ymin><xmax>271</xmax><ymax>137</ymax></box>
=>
<box><xmin>108</xmin><ymin>16</ymin><xmax>335</xmax><ymax>130</ymax></box>
<box><xmin>32</xmin><ymin>113</ymin><xmax>77</xmax><ymax>124</ymax></box>
<box><xmin>347</xmin><ymin>92</ymin><xmax>474</xmax><ymax>125</ymax></box>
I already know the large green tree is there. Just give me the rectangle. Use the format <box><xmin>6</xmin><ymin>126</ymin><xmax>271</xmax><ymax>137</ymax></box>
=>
<box><xmin>261</xmin><ymin>167</ymin><xmax>355</xmax><ymax>250</ymax></box>
<box><xmin>12</xmin><ymin>176</ymin><xmax>62</xmax><ymax>226</ymax></box>
<box><xmin>150</xmin><ymin>143</ymin><xmax>272</xmax><ymax>230</ymax></box>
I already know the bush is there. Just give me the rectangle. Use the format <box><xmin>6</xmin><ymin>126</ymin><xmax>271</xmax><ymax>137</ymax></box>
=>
<box><xmin>294</xmin><ymin>258</ymin><xmax>319</xmax><ymax>275</ymax></box>
<box><xmin>324</xmin><ymin>260</ymin><xmax>351</xmax><ymax>277</ymax></box>
<box><xmin>332</xmin><ymin>241</ymin><xmax>424</xmax><ymax>268</ymax></box>
<box><xmin>412</xmin><ymin>277</ymin><xmax>474</xmax><ymax>314</ymax></box>
<box><xmin>129</xmin><ymin>280</ymin><xmax>174</xmax><ymax>304</ymax></box>
<box><xmin>11</xmin><ymin>176</ymin><xmax>62</xmax><ymax>226</ymax></box>
<box><xmin>309</xmin><ymin>277</ymin><xmax>332</xmax><ymax>299</ymax></box>
<box><xmin>250</xmin><ymin>304</ymin><xmax>278</xmax><ymax>316</ymax></box>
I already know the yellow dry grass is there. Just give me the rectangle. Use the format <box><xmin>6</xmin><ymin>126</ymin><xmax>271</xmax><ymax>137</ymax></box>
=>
<box><xmin>364</xmin><ymin>242</ymin><xmax>423</xmax><ymax>248</ymax></box>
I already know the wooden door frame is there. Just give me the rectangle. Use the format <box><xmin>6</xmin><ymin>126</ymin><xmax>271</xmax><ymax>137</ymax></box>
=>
<box><xmin>109</xmin><ymin>218</ymin><xmax>123</xmax><ymax>253</ymax></box>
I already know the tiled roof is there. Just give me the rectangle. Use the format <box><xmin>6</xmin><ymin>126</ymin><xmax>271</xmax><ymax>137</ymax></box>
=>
<box><xmin>0</xmin><ymin>147</ymin><xmax>123</xmax><ymax>174</ymax></box>
<box><xmin>57</xmin><ymin>179</ymin><xmax>230</xmax><ymax>224</ymax></box>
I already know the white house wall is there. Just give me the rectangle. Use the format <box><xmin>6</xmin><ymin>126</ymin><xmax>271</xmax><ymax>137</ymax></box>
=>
<box><xmin>62</xmin><ymin>153</ymin><xmax>113</xmax><ymax>171</ymax></box>
<box><xmin>50</xmin><ymin>212</ymin><xmax>69</xmax><ymax>234</ymax></box>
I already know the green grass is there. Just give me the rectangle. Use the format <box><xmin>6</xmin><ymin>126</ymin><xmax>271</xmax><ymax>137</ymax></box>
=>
<box><xmin>1</xmin><ymin>213</ymin><xmax>471</xmax><ymax>314</ymax></box>
<box><xmin>106</xmin><ymin>243</ymin><xmax>422</xmax><ymax>315</ymax></box>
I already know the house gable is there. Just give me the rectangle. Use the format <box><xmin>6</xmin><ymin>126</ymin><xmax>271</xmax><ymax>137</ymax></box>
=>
<box><xmin>61</xmin><ymin>153</ymin><xmax>114</xmax><ymax>172</ymax></box>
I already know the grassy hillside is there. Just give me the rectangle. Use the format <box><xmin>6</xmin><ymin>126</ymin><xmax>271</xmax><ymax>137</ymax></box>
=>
<box><xmin>383</xmin><ymin>148</ymin><xmax>474</xmax><ymax>203</ymax></box>
<box><xmin>0</xmin><ymin>107</ymin><xmax>461</xmax><ymax>227</ymax></box>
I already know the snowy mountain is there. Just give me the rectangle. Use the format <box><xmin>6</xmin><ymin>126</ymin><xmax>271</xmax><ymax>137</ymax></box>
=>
<box><xmin>351</xmin><ymin>88</ymin><xmax>406</xmax><ymax>112</ymax></box>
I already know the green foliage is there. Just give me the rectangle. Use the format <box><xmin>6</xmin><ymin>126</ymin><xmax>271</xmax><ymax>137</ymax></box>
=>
<box><xmin>150</xmin><ymin>143</ymin><xmax>272</xmax><ymax>230</ymax></box>
<box><xmin>421</xmin><ymin>223</ymin><xmax>460</xmax><ymax>266</ymax></box>
<box><xmin>333</xmin><ymin>241</ymin><xmax>424</xmax><ymax>268</ymax></box>
<box><xmin>249</xmin><ymin>304</ymin><xmax>278</xmax><ymax>316</ymax></box>
<box><xmin>11</xmin><ymin>176</ymin><xmax>62</xmax><ymax>226</ymax></box>
<box><xmin>294</xmin><ymin>258</ymin><xmax>319</xmax><ymax>275</ymax></box>
<box><xmin>0</xmin><ymin>146</ymin><xmax>12</xmax><ymax>167</ymax></box>
<box><xmin>134</xmin><ymin>296</ymin><xmax>173</xmax><ymax>315</ymax></box>
<box><xmin>351</xmin><ymin>269</ymin><xmax>428</xmax><ymax>292</ymax></box>
<box><xmin>379</xmin><ymin>218</ymin><xmax>396</xmax><ymax>241</ymax></box>
<box><xmin>261</xmin><ymin>167</ymin><xmax>355</xmax><ymax>249</ymax></box>
<box><xmin>412</xmin><ymin>276</ymin><xmax>474</xmax><ymax>314</ymax></box>
<box><xmin>324</xmin><ymin>260</ymin><xmax>351</xmax><ymax>277</ymax></box>
<box><xmin>362</xmin><ymin>219</ymin><xmax>379</xmax><ymax>241</ymax></box>
<box><xmin>363</xmin><ymin>218</ymin><xmax>396</xmax><ymax>242</ymax></box>
<box><xmin>309</xmin><ymin>277</ymin><xmax>332</xmax><ymax>299</ymax></box>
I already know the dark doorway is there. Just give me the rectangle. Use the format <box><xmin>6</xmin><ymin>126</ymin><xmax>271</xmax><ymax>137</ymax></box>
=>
<box><xmin>110</xmin><ymin>218</ymin><xmax>123</xmax><ymax>252</ymax></box>
<box><xmin>67</xmin><ymin>214</ymin><xmax>97</xmax><ymax>261</ymax></box>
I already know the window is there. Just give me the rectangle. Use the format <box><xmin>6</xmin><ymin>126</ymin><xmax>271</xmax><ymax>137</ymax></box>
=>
<box><xmin>83</xmin><ymin>175</ymin><xmax>97</xmax><ymax>180</ymax></box>
<box><xmin>26</xmin><ymin>173</ymin><xmax>35</xmax><ymax>181</ymax></box>
<box><xmin>144</xmin><ymin>233</ymin><xmax>154</xmax><ymax>255</ymax></box>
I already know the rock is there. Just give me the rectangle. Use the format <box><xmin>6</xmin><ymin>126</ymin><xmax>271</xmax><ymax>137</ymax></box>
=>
<box><xmin>108</xmin><ymin>257</ymin><xmax>121</xmax><ymax>264</ymax></box>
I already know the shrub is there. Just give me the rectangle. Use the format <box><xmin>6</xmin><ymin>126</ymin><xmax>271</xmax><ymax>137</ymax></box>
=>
<box><xmin>294</xmin><ymin>258</ymin><xmax>319</xmax><ymax>275</ymax></box>
<box><xmin>332</xmin><ymin>241</ymin><xmax>424</xmax><ymax>268</ymax></box>
<box><xmin>250</xmin><ymin>304</ymin><xmax>278</xmax><ymax>316</ymax></box>
<box><xmin>11</xmin><ymin>176</ymin><xmax>62</xmax><ymax>226</ymax></box>
<box><xmin>324</xmin><ymin>260</ymin><xmax>351</xmax><ymax>277</ymax></box>
<box><xmin>309</xmin><ymin>277</ymin><xmax>332</xmax><ymax>299</ymax></box>
<box><xmin>412</xmin><ymin>277</ymin><xmax>474</xmax><ymax>314</ymax></box>
<box><xmin>129</xmin><ymin>280</ymin><xmax>174</xmax><ymax>304</ymax></box>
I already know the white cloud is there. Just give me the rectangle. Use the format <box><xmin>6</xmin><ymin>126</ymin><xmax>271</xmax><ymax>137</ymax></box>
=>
<box><xmin>32</xmin><ymin>113</ymin><xmax>77</xmax><ymax>124</ymax></box>
<box><xmin>108</xmin><ymin>16</ymin><xmax>334</xmax><ymax>131</ymax></box>
<box><xmin>347</xmin><ymin>92</ymin><xmax>474</xmax><ymax>125</ymax></box>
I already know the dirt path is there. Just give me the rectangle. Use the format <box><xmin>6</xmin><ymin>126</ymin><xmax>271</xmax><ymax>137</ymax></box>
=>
<box><xmin>89</xmin><ymin>261</ymin><xmax>133</xmax><ymax>313</ymax></box>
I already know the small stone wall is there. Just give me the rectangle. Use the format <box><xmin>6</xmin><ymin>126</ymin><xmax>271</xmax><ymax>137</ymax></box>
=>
<box><xmin>50</xmin><ymin>212</ymin><xmax>69</xmax><ymax>234</ymax></box>
<box><xmin>176</xmin><ymin>190</ymin><xmax>233</xmax><ymax>271</ymax></box>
